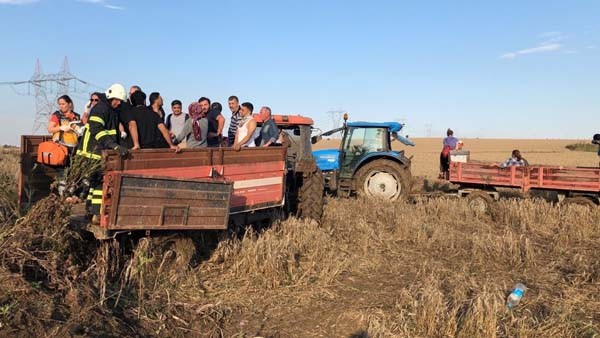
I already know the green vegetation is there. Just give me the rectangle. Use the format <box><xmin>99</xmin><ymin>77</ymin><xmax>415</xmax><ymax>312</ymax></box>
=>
<box><xmin>565</xmin><ymin>142</ymin><xmax>598</xmax><ymax>152</ymax></box>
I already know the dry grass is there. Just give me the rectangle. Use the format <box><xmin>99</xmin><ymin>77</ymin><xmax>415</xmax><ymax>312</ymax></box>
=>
<box><xmin>0</xmin><ymin>145</ymin><xmax>599</xmax><ymax>337</ymax></box>
<box><xmin>0</xmin><ymin>148</ymin><xmax>19</xmax><ymax>224</ymax></box>
<box><xmin>314</xmin><ymin>138</ymin><xmax>599</xmax><ymax>178</ymax></box>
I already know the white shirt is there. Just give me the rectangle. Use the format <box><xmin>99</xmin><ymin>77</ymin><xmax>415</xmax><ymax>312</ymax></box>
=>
<box><xmin>237</xmin><ymin>116</ymin><xmax>256</xmax><ymax>148</ymax></box>
<box><xmin>169</xmin><ymin>113</ymin><xmax>187</xmax><ymax>136</ymax></box>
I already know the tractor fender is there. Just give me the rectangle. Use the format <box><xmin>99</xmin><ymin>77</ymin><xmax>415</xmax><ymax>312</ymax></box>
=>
<box><xmin>352</xmin><ymin>153</ymin><xmax>411</xmax><ymax>177</ymax></box>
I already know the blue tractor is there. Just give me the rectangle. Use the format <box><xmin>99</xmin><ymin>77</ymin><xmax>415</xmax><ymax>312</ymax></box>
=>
<box><xmin>312</xmin><ymin>115</ymin><xmax>415</xmax><ymax>200</ymax></box>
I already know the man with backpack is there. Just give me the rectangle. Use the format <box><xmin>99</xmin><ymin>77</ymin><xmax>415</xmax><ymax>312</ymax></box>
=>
<box><xmin>166</xmin><ymin>100</ymin><xmax>189</xmax><ymax>139</ymax></box>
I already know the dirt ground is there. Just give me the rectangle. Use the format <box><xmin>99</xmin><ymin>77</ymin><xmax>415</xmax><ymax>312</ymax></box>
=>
<box><xmin>314</xmin><ymin>138</ymin><xmax>599</xmax><ymax>178</ymax></box>
<box><xmin>0</xmin><ymin>143</ymin><xmax>599</xmax><ymax>337</ymax></box>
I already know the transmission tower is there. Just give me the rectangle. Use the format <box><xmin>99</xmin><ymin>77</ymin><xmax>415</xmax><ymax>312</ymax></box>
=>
<box><xmin>0</xmin><ymin>57</ymin><xmax>101</xmax><ymax>134</ymax></box>
<box><xmin>326</xmin><ymin>110</ymin><xmax>345</xmax><ymax>131</ymax></box>
<box><xmin>425</xmin><ymin>123</ymin><xmax>433</xmax><ymax>137</ymax></box>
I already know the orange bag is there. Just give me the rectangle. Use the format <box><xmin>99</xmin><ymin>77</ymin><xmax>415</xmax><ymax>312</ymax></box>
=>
<box><xmin>37</xmin><ymin>141</ymin><xmax>69</xmax><ymax>166</ymax></box>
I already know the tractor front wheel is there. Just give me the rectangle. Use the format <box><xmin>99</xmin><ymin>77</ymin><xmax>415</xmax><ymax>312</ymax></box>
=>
<box><xmin>355</xmin><ymin>160</ymin><xmax>412</xmax><ymax>201</ymax></box>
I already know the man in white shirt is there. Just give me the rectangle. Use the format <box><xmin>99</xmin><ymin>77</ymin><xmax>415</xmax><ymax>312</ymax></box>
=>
<box><xmin>166</xmin><ymin>100</ymin><xmax>188</xmax><ymax>139</ymax></box>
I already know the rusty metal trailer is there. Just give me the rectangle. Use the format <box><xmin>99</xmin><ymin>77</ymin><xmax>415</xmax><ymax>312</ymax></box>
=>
<box><xmin>19</xmin><ymin>131</ymin><xmax>323</xmax><ymax>239</ymax></box>
<box><xmin>448</xmin><ymin>160</ymin><xmax>600</xmax><ymax>208</ymax></box>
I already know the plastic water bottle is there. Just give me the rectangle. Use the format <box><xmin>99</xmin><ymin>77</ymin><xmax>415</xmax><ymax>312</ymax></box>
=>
<box><xmin>507</xmin><ymin>283</ymin><xmax>526</xmax><ymax>309</ymax></box>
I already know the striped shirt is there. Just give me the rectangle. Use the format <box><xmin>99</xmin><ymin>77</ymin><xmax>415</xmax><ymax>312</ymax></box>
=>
<box><xmin>500</xmin><ymin>157</ymin><xmax>527</xmax><ymax>168</ymax></box>
<box><xmin>228</xmin><ymin>108</ymin><xmax>242</xmax><ymax>147</ymax></box>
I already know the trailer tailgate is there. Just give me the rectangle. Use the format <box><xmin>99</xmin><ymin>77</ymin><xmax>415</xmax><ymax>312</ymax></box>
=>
<box><xmin>101</xmin><ymin>173</ymin><xmax>233</xmax><ymax>231</ymax></box>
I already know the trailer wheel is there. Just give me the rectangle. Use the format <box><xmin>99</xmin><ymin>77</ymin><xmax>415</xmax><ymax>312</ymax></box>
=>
<box><xmin>356</xmin><ymin>159</ymin><xmax>412</xmax><ymax>201</ymax></box>
<box><xmin>563</xmin><ymin>196</ymin><xmax>597</xmax><ymax>209</ymax></box>
<box><xmin>296</xmin><ymin>168</ymin><xmax>325</xmax><ymax>222</ymax></box>
<box><xmin>466</xmin><ymin>191</ymin><xmax>495</xmax><ymax>215</ymax></box>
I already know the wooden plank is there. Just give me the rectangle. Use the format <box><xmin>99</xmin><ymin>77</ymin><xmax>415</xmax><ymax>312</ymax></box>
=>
<box><xmin>104</xmin><ymin>173</ymin><xmax>233</xmax><ymax>231</ymax></box>
<box><xmin>104</xmin><ymin>147</ymin><xmax>286</xmax><ymax>171</ymax></box>
<box><xmin>19</xmin><ymin>135</ymin><xmax>57</xmax><ymax>209</ymax></box>
<box><xmin>116</xmin><ymin>206</ymin><xmax>228</xmax><ymax>218</ymax></box>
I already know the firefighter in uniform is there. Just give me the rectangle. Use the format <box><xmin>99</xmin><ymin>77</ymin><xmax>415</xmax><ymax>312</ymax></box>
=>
<box><xmin>77</xmin><ymin>83</ymin><xmax>129</xmax><ymax>222</ymax></box>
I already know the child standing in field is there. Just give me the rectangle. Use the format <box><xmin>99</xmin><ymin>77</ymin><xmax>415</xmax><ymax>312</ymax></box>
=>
<box><xmin>439</xmin><ymin>129</ymin><xmax>458</xmax><ymax>179</ymax></box>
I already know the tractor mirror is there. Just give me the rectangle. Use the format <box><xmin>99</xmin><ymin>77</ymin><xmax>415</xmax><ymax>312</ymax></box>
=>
<box><xmin>311</xmin><ymin>135</ymin><xmax>322</xmax><ymax>144</ymax></box>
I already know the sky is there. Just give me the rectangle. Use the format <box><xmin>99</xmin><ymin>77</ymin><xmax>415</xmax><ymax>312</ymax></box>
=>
<box><xmin>0</xmin><ymin>0</ymin><xmax>599</xmax><ymax>145</ymax></box>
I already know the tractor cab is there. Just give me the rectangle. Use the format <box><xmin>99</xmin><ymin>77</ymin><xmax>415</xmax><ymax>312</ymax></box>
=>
<box><xmin>312</xmin><ymin>116</ymin><xmax>414</xmax><ymax>200</ymax></box>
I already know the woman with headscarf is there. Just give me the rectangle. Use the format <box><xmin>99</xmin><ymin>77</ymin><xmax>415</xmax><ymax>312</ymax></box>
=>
<box><xmin>173</xmin><ymin>102</ymin><xmax>208</xmax><ymax>148</ymax></box>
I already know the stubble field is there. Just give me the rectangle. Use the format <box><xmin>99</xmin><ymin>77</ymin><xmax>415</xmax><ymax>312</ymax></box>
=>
<box><xmin>0</xmin><ymin>140</ymin><xmax>598</xmax><ymax>337</ymax></box>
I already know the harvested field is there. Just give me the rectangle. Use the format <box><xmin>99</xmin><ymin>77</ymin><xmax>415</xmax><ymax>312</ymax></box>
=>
<box><xmin>0</xmin><ymin>143</ymin><xmax>599</xmax><ymax>337</ymax></box>
<box><xmin>314</xmin><ymin>138</ymin><xmax>599</xmax><ymax>178</ymax></box>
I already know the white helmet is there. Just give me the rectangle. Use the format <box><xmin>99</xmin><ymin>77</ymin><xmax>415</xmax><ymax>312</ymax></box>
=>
<box><xmin>105</xmin><ymin>83</ymin><xmax>126</xmax><ymax>101</ymax></box>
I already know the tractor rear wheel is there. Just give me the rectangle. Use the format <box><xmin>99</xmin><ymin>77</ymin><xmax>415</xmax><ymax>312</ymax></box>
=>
<box><xmin>466</xmin><ymin>190</ymin><xmax>496</xmax><ymax>216</ymax></box>
<box><xmin>296</xmin><ymin>168</ymin><xmax>325</xmax><ymax>222</ymax></box>
<box><xmin>563</xmin><ymin>196</ymin><xmax>597</xmax><ymax>209</ymax></box>
<box><xmin>355</xmin><ymin>159</ymin><xmax>412</xmax><ymax>201</ymax></box>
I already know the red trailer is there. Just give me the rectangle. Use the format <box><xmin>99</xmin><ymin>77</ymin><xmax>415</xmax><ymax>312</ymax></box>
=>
<box><xmin>447</xmin><ymin>161</ymin><xmax>600</xmax><ymax>209</ymax></box>
<box><xmin>18</xmin><ymin>114</ymin><xmax>324</xmax><ymax>239</ymax></box>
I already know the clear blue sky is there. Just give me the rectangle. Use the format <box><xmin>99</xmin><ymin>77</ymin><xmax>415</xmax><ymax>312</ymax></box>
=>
<box><xmin>0</xmin><ymin>0</ymin><xmax>599</xmax><ymax>145</ymax></box>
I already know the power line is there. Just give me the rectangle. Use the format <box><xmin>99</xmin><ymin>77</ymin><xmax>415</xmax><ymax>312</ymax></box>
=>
<box><xmin>326</xmin><ymin>109</ymin><xmax>346</xmax><ymax>131</ymax></box>
<box><xmin>425</xmin><ymin>123</ymin><xmax>433</xmax><ymax>137</ymax></box>
<box><xmin>0</xmin><ymin>57</ymin><xmax>102</xmax><ymax>134</ymax></box>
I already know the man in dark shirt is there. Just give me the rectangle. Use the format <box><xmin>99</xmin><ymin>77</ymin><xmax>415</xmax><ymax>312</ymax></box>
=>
<box><xmin>258</xmin><ymin>106</ymin><xmax>279</xmax><ymax>147</ymax></box>
<box><xmin>149</xmin><ymin>92</ymin><xmax>166</xmax><ymax>122</ymax></box>
<box><xmin>200</xmin><ymin>97</ymin><xmax>225</xmax><ymax>147</ymax></box>
<box><xmin>131</xmin><ymin>91</ymin><xmax>178</xmax><ymax>150</ymax></box>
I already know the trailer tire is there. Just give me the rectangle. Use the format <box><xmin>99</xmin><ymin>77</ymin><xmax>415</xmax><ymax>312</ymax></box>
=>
<box><xmin>563</xmin><ymin>196</ymin><xmax>597</xmax><ymax>209</ymax></box>
<box><xmin>355</xmin><ymin>159</ymin><xmax>412</xmax><ymax>201</ymax></box>
<box><xmin>466</xmin><ymin>190</ymin><xmax>496</xmax><ymax>216</ymax></box>
<box><xmin>296</xmin><ymin>168</ymin><xmax>325</xmax><ymax>222</ymax></box>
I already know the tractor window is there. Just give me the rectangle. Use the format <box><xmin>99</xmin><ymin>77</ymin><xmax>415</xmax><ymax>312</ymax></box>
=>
<box><xmin>344</xmin><ymin>127</ymin><xmax>386</xmax><ymax>153</ymax></box>
<box><xmin>340</xmin><ymin>127</ymin><xmax>387</xmax><ymax>178</ymax></box>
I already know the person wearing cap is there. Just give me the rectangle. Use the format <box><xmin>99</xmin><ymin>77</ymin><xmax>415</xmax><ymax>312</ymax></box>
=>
<box><xmin>76</xmin><ymin>83</ymin><xmax>130</xmax><ymax>222</ymax></box>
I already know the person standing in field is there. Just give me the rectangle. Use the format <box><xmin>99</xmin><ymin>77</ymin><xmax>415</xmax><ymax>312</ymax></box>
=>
<box><xmin>227</xmin><ymin>95</ymin><xmax>242</xmax><ymax>147</ymax></box>
<box><xmin>165</xmin><ymin>100</ymin><xmax>189</xmax><ymax>139</ymax></box>
<box><xmin>173</xmin><ymin>102</ymin><xmax>208</xmax><ymax>148</ymax></box>
<box><xmin>439</xmin><ymin>128</ymin><xmax>459</xmax><ymax>179</ymax></box>
<box><xmin>233</xmin><ymin>102</ymin><xmax>257</xmax><ymax>151</ymax></box>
